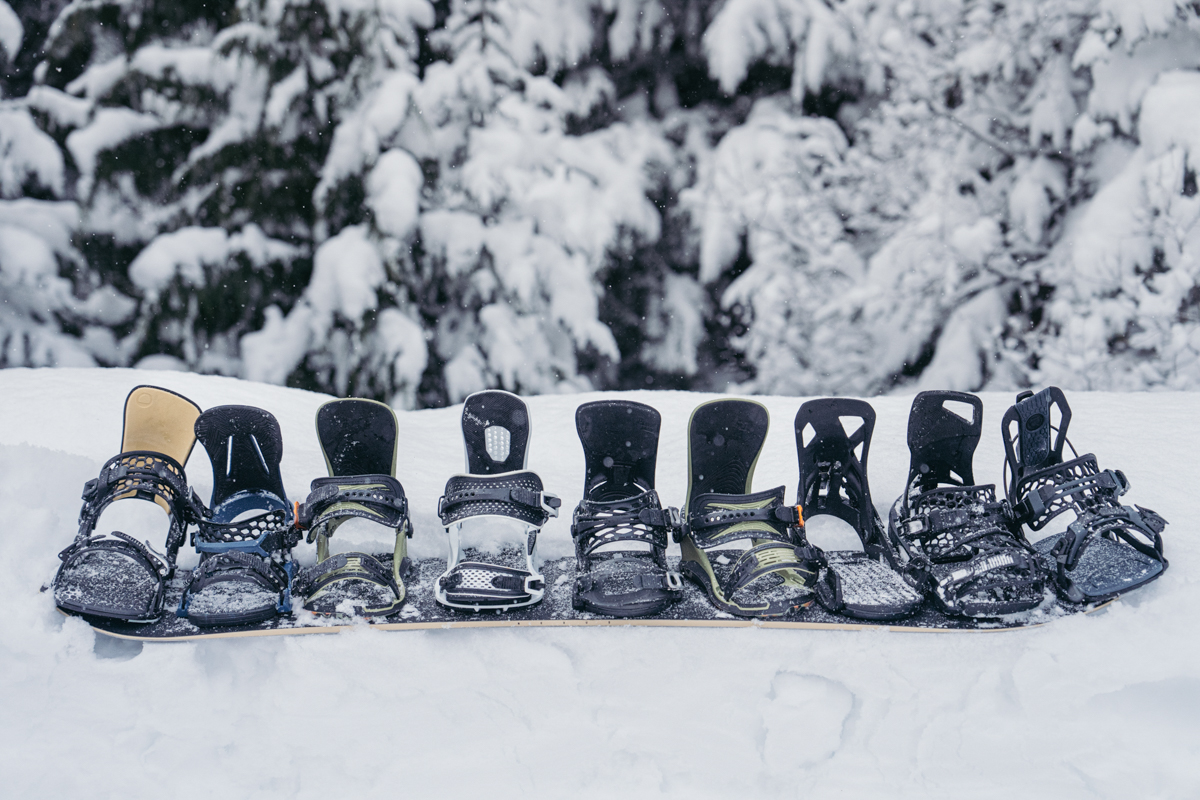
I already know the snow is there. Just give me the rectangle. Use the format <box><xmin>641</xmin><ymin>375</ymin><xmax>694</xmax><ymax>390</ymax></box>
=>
<box><xmin>1085</xmin><ymin>26</ymin><xmax>1200</xmax><ymax>133</ymax></box>
<box><xmin>0</xmin><ymin>223</ymin><xmax>58</xmax><ymax>285</ymax></box>
<box><xmin>0</xmin><ymin>198</ymin><xmax>78</xmax><ymax>256</ymax></box>
<box><xmin>263</xmin><ymin>66</ymin><xmax>306</xmax><ymax>129</ymax></box>
<box><xmin>185</xmin><ymin>54</ymin><xmax>269</xmax><ymax>164</ymax></box>
<box><xmin>0</xmin><ymin>0</ymin><xmax>21</xmax><ymax>63</ymax></box>
<box><xmin>1</xmin><ymin>367</ymin><xmax>1198</xmax><ymax>797</ymax></box>
<box><xmin>309</xmin><ymin>224</ymin><xmax>387</xmax><ymax>321</ymax></box>
<box><xmin>129</xmin><ymin>45</ymin><xmax>229</xmax><ymax>89</ymax></box>
<box><xmin>65</xmin><ymin>108</ymin><xmax>163</xmax><ymax>195</ymax></box>
<box><xmin>0</xmin><ymin>109</ymin><xmax>65</xmax><ymax>197</ymax></box>
<box><xmin>128</xmin><ymin>225</ymin><xmax>299</xmax><ymax>298</ymax></box>
<box><xmin>1138</xmin><ymin>71</ymin><xmax>1200</xmax><ymax>158</ymax></box>
<box><xmin>704</xmin><ymin>0</ymin><xmax>846</xmax><ymax>96</ymax></box>
<box><xmin>24</xmin><ymin>86</ymin><xmax>92</xmax><ymax>129</ymax></box>
<box><xmin>65</xmin><ymin>57</ymin><xmax>128</xmax><ymax>100</ymax></box>
<box><xmin>366</xmin><ymin>148</ymin><xmax>423</xmax><ymax>239</ymax></box>
<box><xmin>127</xmin><ymin>227</ymin><xmax>230</xmax><ymax>295</ymax></box>
<box><xmin>420</xmin><ymin>209</ymin><xmax>485</xmax><ymax>276</ymax></box>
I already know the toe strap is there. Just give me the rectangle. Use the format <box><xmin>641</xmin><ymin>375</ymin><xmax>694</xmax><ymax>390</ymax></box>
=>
<box><xmin>53</xmin><ymin>532</ymin><xmax>168</xmax><ymax>621</ymax></box>
<box><xmin>178</xmin><ymin>551</ymin><xmax>294</xmax><ymax>621</ymax></box>
<box><xmin>932</xmin><ymin>549</ymin><xmax>1043</xmax><ymax>610</ymax></box>
<box><xmin>720</xmin><ymin>542</ymin><xmax>820</xmax><ymax>601</ymax></box>
<box><xmin>438</xmin><ymin>561</ymin><xmax>545</xmax><ymax>608</ymax></box>
<box><xmin>295</xmin><ymin>552</ymin><xmax>405</xmax><ymax>616</ymax></box>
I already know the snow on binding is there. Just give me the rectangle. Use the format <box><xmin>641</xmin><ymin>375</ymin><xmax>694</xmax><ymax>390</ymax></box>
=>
<box><xmin>61</xmin><ymin>390</ymin><xmax>1128</xmax><ymax>641</ymax></box>
<box><xmin>570</xmin><ymin>400</ymin><xmax>682</xmax><ymax>617</ymax></box>
<box><xmin>795</xmin><ymin>398</ymin><xmax>925</xmax><ymax>621</ymax></box>
<box><xmin>679</xmin><ymin>399</ymin><xmax>820</xmax><ymax>617</ymax></box>
<box><xmin>887</xmin><ymin>391</ymin><xmax>1045</xmax><ymax>617</ymax></box>
<box><xmin>53</xmin><ymin>385</ymin><xmax>203</xmax><ymax>623</ymax></box>
<box><xmin>294</xmin><ymin>398</ymin><xmax>412</xmax><ymax>617</ymax></box>
<box><xmin>1002</xmin><ymin>387</ymin><xmax>1168</xmax><ymax>603</ymax></box>
<box><xmin>177</xmin><ymin>406</ymin><xmax>300</xmax><ymax>627</ymax></box>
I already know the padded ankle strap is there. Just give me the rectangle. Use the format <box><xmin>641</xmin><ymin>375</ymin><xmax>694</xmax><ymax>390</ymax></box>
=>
<box><xmin>1053</xmin><ymin>505</ymin><xmax>1166</xmax><ymax>570</ymax></box>
<box><xmin>686</xmin><ymin>487</ymin><xmax>801</xmax><ymax>549</ymax></box>
<box><xmin>187</xmin><ymin>551</ymin><xmax>290</xmax><ymax>595</ymax></box>
<box><xmin>894</xmin><ymin>484</ymin><xmax>1018</xmax><ymax>562</ymax></box>
<box><xmin>722</xmin><ymin>542</ymin><xmax>817</xmax><ymax>596</ymax></box>
<box><xmin>933</xmin><ymin>549</ymin><xmax>1042</xmax><ymax>610</ymax></box>
<box><xmin>299</xmin><ymin>475</ymin><xmax>410</xmax><ymax>541</ymax></box>
<box><xmin>58</xmin><ymin>530</ymin><xmax>173</xmax><ymax>580</ymax></box>
<box><xmin>439</xmin><ymin>472</ymin><xmax>560</xmax><ymax>526</ymax></box>
<box><xmin>77</xmin><ymin>451</ymin><xmax>204</xmax><ymax>564</ymax></box>
<box><xmin>195</xmin><ymin>508</ymin><xmax>300</xmax><ymax>558</ymax></box>
<box><xmin>295</xmin><ymin>552</ymin><xmax>400</xmax><ymax>600</ymax></box>
<box><xmin>1011</xmin><ymin>455</ymin><xmax>1127</xmax><ymax>529</ymax></box>
<box><xmin>572</xmin><ymin>490</ymin><xmax>680</xmax><ymax>556</ymax></box>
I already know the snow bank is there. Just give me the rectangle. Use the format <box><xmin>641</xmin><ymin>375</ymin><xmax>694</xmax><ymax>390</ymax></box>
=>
<box><xmin>0</xmin><ymin>368</ymin><xmax>1197</xmax><ymax>798</ymax></box>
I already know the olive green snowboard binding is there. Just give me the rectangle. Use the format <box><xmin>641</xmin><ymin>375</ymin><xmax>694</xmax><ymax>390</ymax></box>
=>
<box><xmin>294</xmin><ymin>398</ymin><xmax>413</xmax><ymax>618</ymax></box>
<box><xmin>678</xmin><ymin>399</ymin><xmax>820</xmax><ymax>617</ymax></box>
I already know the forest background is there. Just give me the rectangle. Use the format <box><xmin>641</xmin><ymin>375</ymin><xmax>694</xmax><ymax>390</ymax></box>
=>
<box><xmin>2</xmin><ymin>0</ymin><xmax>1199</xmax><ymax>409</ymax></box>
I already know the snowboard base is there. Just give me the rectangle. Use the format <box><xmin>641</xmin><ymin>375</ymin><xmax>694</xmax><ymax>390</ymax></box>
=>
<box><xmin>74</xmin><ymin>554</ymin><xmax>1112</xmax><ymax>641</ymax></box>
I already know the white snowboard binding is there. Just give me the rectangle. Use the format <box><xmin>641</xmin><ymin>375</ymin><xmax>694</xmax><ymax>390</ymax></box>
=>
<box><xmin>435</xmin><ymin>390</ymin><xmax>560</xmax><ymax>611</ymax></box>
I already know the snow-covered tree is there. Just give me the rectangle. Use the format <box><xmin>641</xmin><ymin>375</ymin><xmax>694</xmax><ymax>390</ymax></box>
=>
<box><xmin>314</xmin><ymin>0</ymin><xmax>676</xmax><ymax>403</ymax></box>
<box><xmin>5</xmin><ymin>0</ymin><xmax>1200</xmax><ymax>401</ymax></box>
<box><xmin>1033</xmin><ymin>4</ymin><xmax>1200</xmax><ymax>389</ymax></box>
<box><xmin>688</xmin><ymin>0</ymin><xmax>1200</xmax><ymax>395</ymax></box>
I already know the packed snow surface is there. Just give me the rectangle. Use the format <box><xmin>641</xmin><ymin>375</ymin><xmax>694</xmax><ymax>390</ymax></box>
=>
<box><xmin>0</xmin><ymin>368</ymin><xmax>1197</xmax><ymax>798</ymax></box>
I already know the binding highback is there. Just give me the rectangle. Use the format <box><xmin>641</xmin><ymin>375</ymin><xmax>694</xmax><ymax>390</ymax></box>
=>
<box><xmin>905</xmin><ymin>391</ymin><xmax>982</xmax><ymax>498</ymax></box>
<box><xmin>195</xmin><ymin>405</ymin><xmax>287</xmax><ymax>509</ymax></box>
<box><xmin>1002</xmin><ymin>387</ymin><xmax>1072</xmax><ymax>498</ymax></box>
<box><xmin>575</xmin><ymin>400</ymin><xmax>661</xmax><ymax>498</ymax></box>
<box><xmin>795</xmin><ymin>398</ymin><xmax>876</xmax><ymax>536</ymax></box>
<box><xmin>316</xmin><ymin>398</ymin><xmax>398</xmax><ymax>477</ymax></box>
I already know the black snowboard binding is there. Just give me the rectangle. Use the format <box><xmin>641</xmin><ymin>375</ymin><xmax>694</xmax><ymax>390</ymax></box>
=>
<box><xmin>178</xmin><ymin>406</ymin><xmax>300</xmax><ymax>627</ymax></box>
<box><xmin>294</xmin><ymin>398</ymin><xmax>412</xmax><ymax>618</ymax></box>
<box><xmin>53</xmin><ymin>386</ymin><xmax>205</xmax><ymax>623</ymax></box>
<box><xmin>796</xmin><ymin>398</ymin><xmax>924</xmax><ymax>621</ymax></box>
<box><xmin>1002</xmin><ymin>387</ymin><xmax>1167</xmax><ymax>603</ymax></box>
<box><xmin>570</xmin><ymin>400</ymin><xmax>683</xmax><ymax>617</ymax></box>
<box><xmin>679</xmin><ymin>399</ymin><xmax>819</xmax><ymax>618</ymax></box>
<box><xmin>888</xmin><ymin>392</ymin><xmax>1045</xmax><ymax>617</ymax></box>
<box><xmin>436</xmin><ymin>390</ymin><xmax>560</xmax><ymax>611</ymax></box>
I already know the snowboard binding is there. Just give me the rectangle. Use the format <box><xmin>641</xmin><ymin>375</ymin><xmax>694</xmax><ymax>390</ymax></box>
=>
<box><xmin>294</xmin><ymin>399</ymin><xmax>412</xmax><ymax>618</ymax></box>
<box><xmin>53</xmin><ymin>386</ymin><xmax>205</xmax><ymax>623</ymax></box>
<box><xmin>570</xmin><ymin>401</ymin><xmax>683</xmax><ymax>618</ymax></box>
<box><xmin>796</xmin><ymin>398</ymin><xmax>924</xmax><ymax>621</ymax></box>
<box><xmin>679</xmin><ymin>399</ymin><xmax>819</xmax><ymax>618</ymax></box>
<box><xmin>887</xmin><ymin>391</ymin><xmax>1045</xmax><ymax>617</ymax></box>
<box><xmin>177</xmin><ymin>405</ymin><xmax>300</xmax><ymax>627</ymax></box>
<box><xmin>1002</xmin><ymin>387</ymin><xmax>1168</xmax><ymax>603</ymax></box>
<box><xmin>436</xmin><ymin>390</ymin><xmax>560</xmax><ymax>612</ymax></box>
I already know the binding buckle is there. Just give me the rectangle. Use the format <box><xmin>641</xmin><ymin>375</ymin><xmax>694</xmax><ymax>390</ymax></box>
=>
<box><xmin>539</xmin><ymin>492</ymin><xmax>562</xmax><ymax>518</ymax></box>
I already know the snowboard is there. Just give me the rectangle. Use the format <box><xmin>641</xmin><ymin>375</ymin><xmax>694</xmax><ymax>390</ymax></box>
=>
<box><xmin>75</xmin><ymin>554</ymin><xmax>1112</xmax><ymax>641</ymax></box>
